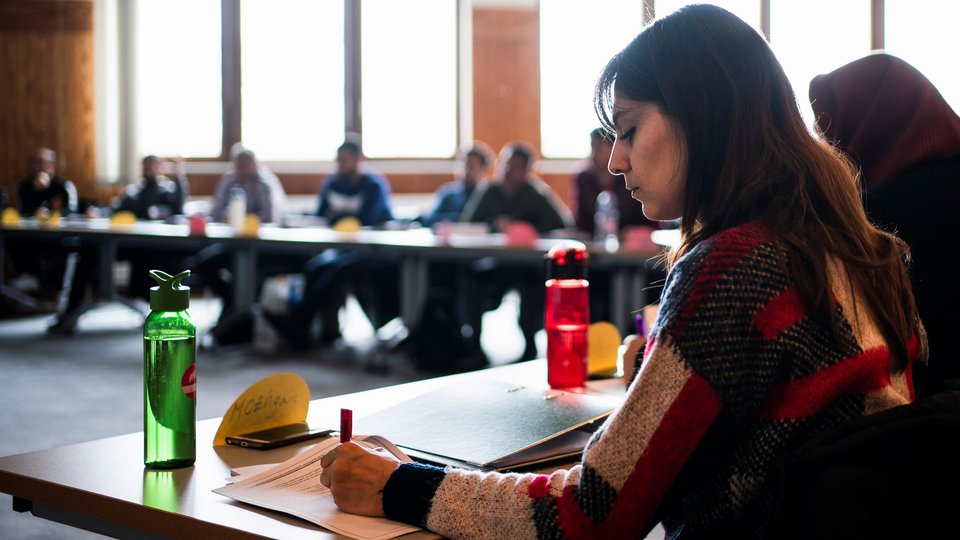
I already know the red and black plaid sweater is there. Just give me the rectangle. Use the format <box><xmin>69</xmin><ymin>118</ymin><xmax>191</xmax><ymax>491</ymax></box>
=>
<box><xmin>381</xmin><ymin>221</ymin><xmax>921</xmax><ymax>539</ymax></box>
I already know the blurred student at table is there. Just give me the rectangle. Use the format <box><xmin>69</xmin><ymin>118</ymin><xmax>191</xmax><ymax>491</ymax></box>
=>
<box><xmin>110</xmin><ymin>155</ymin><xmax>189</xmax><ymax>220</ymax></box>
<box><xmin>810</xmin><ymin>53</ymin><xmax>960</xmax><ymax>397</ymax></box>
<box><xmin>187</xmin><ymin>145</ymin><xmax>288</xmax><ymax>344</ymax></box>
<box><xmin>315</xmin><ymin>137</ymin><xmax>392</xmax><ymax>227</ymax></box>
<box><xmin>461</xmin><ymin>141</ymin><xmax>570</xmax><ymax>234</ymax></box>
<box><xmin>571</xmin><ymin>128</ymin><xmax>663</xmax><ymax>331</ymax></box>
<box><xmin>113</xmin><ymin>155</ymin><xmax>191</xmax><ymax>299</ymax></box>
<box><xmin>268</xmin><ymin>137</ymin><xmax>396</xmax><ymax>350</ymax></box>
<box><xmin>401</xmin><ymin>142</ymin><xmax>495</xmax><ymax>371</ymax></box>
<box><xmin>571</xmin><ymin>127</ymin><xmax>654</xmax><ymax>237</ymax></box>
<box><xmin>419</xmin><ymin>142</ymin><xmax>492</xmax><ymax>227</ymax></box>
<box><xmin>48</xmin><ymin>156</ymin><xmax>191</xmax><ymax>332</ymax></box>
<box><xmin>6</xmin><ymin>147</ymin><xmax>78</xmax><ymax>302</ymax></box>
<box><xmin>209</xmin><ymin>144</ymin><xmax>285</xmax><ymax>225</ymax></box>
<box><xmin>16</xmin><ymin>147</ymin><xmax>77</xmax><ymax>218</ymax></box>
<box><xmin>461</xmin><ymin>142</ymin><xmax>572</xmax><ymax>362</ymax></box>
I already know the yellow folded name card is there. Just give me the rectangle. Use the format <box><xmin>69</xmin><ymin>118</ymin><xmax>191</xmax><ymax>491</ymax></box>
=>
<box><xmin>332</xmin><ymin>216</ymin><xmax>361</xmax><ymax>233</ymax></box>
<box><xmin>241</xmin><ymin>214</ymin><xmax>261</xmax><ymax>237</ymax></box>
<box><xmin>110</xmin><ymin>211</ymin><xmax>137</xmax><ymax>226</ymax></box>
<box><xmin>2</xmin><ymin>207</ymin><xmax>21</xmax><ymax>226</ymax></box>
<box><xmin>588</xmin><ymin>321</ymin><xmax>622</xmax><ymax>376</ymax></box>
<box><xmin>212</xmin><ymin>372</ymin><xmax>311</xmax><ymax>446</ymax></box>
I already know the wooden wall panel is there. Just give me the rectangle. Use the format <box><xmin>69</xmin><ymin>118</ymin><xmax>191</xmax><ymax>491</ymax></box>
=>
<box><xmin>0</xmin><ymin>0</ymin><xmax>96</xmax><ymax>211</ymax></box>
<box><xmin>472</xmin><ymin>8</ymin><xmax>540</xmax><ymax>159</ymax></box>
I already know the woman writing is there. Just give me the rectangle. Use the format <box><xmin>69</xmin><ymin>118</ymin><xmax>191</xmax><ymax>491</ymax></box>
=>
<box><xmin>319</xmin><ymin>5</ymin><xmax>923</xmax><ymax>538</ymax></box>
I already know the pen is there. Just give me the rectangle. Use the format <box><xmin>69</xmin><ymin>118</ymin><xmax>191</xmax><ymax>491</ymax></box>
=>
<box><xmin>340</xmin><ymin>408</ymin><xmax>352</xmax><ymax>443</ymax></box>
<box><xmin>635</xmin><ymin>312</ymin><xmax>647</xmax><ymax>338</ymax></box>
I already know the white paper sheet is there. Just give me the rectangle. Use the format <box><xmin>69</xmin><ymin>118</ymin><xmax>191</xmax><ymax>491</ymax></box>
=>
<box><xmin>213</xmin><ymin>436</ymin><xmax>420</xmax><ymax>540</ymax></box>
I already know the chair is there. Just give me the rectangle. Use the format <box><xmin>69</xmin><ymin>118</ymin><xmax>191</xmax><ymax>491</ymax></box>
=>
<box><xmin>773</xmin><ymin>382</ymin><xmax>960</xmax><ymax>539</ymax></box>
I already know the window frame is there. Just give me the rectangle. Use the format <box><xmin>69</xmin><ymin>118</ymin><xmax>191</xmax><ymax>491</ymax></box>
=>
<box><xmin>220</xmin><ymin>0</ymin><xmax>461</xmax><ymax>163</ymax></box>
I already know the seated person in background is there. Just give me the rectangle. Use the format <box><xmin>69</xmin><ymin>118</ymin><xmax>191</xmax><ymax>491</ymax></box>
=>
<box><xmin>7</xmin><ymin>147</ymin><xmax>78</xmax><ymax>300</ymax></box>
<box><xmin>51</xmin><ymin>156</ymin><xmax>191</xmax><ymax>330</ymax></box>
<box><xmin>16</xmin><ymin>147</ymin><xmax>78</xmax><ymax>218</ymax></box>
<box><xmin>316</xmin><ymin>137</ymin><xmax>392</xmax><ymax>227</ymax></box>
<box><xmin>187</xmin><ymin>145</ymin><xmax>289</xmax><ymax>342</ymax></box>
<box><xmin>419</xmin><ymin>142</ymin><xmax>492</xmax><ymax>227</ymax></box>
<box><xmin>461</xmin><ymin>141</ymin><xmax>571</xmax><ymax>234</ymax></box>
<box><xmin>571</xmin><ymin>127</ymin><xmax>655</xmax><ymax>237</ymax></box>
<box><xmin>269</xmin><ymin>138</ymin><xmax>396</xmax><ymax>350</ymax></box>
<box><xmin>112</xmin><ymin>155</ymin><xmax>191</xmax><ymax>299</ymax></box>
<box><xmin>319</xmin><ymin>6</ymin><xmax>926</xmax><ymax>537</ymax></box>
<box><xmin>810</xmin><ymin>53</ymin><xmax>960</xmax><ymax>397</ymax></box>
<box><xmin>110</xmin><ymin>155</ymin><xmax>189</xmax><ymax>220</ymax></box>
<box><xmin>571</xmin><ymin>128</ymin><xmax>664</xmax><ymax>332</ymax></box>
<box><xmin>405</xmin><ymin>142</ymin><xmax>494</xmax><ymax>371</ymax></box>
<box><xmin>461</xmin><ymin>142</ymin><xmax>573</xmax><ymax>362</ymax></box>
<box><xmin>209</xmin><ymin>145</ymin><xmax>284</xmax><ymax>225</ymax></box>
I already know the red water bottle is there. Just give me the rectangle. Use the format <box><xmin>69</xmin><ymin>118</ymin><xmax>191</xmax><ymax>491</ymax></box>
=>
<box><xmin>545</xmin><ymin>242</ymin><xmax>589</xmax><ymax>388</ymax></box>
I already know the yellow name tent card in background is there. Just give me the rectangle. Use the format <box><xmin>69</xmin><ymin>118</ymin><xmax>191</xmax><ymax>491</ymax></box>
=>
<box><xmin>332</xmin><ymin>216</ymin><xmax>361</xmax><ymax>233</ymax></box>
<box><xmin>1</xmin><ymin>207</ymin><xmax>21</xmax><ymax>226</ymax></box>
<box><xmin>241</xmin><ymin>214</ymin><xmax>261</xmax><ymax>237</ymax></box>
<box><xmin>213</xmin><ymin>372</ymin><xmax>311</xmax><ymax>446</ymax></box>
<box><xmin>110</xmin><ymin>210</ymin><xmax>137</xmax><ymax>226</ymax></box>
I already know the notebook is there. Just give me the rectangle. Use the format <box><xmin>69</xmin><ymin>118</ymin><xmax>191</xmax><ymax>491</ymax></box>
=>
<box><xmin>354</xmin><ymin>378</ymin><xmax>623</xmax><ymax>471</ymax></box>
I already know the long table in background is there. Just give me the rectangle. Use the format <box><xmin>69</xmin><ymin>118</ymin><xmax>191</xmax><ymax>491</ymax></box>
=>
<box><xmin>0</xmin><ymin>360</ymin><xmax>624</xmax><ymax>539</ymax></box>
<box><xmin>0</xmin><ymin>218</ymin><xmax>663</xmax><ymax>335</ymax></box>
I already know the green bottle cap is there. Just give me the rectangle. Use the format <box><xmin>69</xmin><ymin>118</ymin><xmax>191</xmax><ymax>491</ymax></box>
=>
<box><xmin>149</xmin><ymin>270</ymin><xmax>190</xmax><ymax>312</ymax></box>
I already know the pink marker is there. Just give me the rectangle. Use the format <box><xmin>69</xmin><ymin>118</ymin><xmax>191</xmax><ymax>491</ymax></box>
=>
<box><xmin>340</xmin><ymin>408</ymin><xmax>353</xmax><ymax>443</ymax></box>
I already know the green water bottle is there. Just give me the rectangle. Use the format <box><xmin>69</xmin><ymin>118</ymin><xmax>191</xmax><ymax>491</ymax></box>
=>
<box><xmin>144</xmin><ymin>270</ymin><xmax>196</xmax><ymax>469</ymax></box>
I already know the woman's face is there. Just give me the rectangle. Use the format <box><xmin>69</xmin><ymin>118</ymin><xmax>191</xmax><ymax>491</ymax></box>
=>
<box><xmin>607</xmin><ymin>95</ymin><xmax>687</xmax><ymax>221</ymax></box>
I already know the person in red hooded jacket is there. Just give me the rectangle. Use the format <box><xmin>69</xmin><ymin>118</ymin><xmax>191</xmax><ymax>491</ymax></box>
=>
<box><xmin>810</xmin><ymin>53</ymin><xmax>960</xmax><ymax>397</ymax></box>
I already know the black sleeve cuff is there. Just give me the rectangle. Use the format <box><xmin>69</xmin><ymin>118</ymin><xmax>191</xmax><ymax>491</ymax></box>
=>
<box><xmin>382</xmin><ymin>462</ymin><xmax>447</xmax><ymax>528</ymax></box>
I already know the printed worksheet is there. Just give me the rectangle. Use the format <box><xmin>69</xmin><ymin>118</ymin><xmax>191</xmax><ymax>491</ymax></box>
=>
<box><xmin>214</xmin><ymin>435</ymin><xmax>419</xmax><ymax>540</ymax></box>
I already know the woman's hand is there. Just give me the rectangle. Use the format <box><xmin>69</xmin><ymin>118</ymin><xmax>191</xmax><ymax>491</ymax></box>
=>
<box><xmin>319</xmin><ymin>442</ymin><xmax>402</xmax><ymax>516</ymax></box>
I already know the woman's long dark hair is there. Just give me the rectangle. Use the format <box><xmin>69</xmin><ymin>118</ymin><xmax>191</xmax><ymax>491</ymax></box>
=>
<box><xmin>595</xmin><ymin>4</ymin><xmax>918</xmax><ymax>370</ymax></box>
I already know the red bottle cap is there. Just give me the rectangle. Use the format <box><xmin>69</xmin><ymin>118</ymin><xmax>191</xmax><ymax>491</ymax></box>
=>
<box><xmin>546</xmin><ymin>241</ymin><xmax>588</xmax><ymax>279</ymax></box>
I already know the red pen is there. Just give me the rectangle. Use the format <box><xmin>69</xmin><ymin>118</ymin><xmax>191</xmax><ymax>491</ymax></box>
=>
<box><xmin>340</xmin><ymin>408</ymin><xmax>353</xmax><ymax>443</ymax></box>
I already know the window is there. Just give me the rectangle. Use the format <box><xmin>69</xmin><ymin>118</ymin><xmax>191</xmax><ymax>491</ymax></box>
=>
<box><xmin>134</xmin><ymin>0</ymin><xmax>222</xmax><ymax>157</ymax></box>
<box><xmin>539</xmin><ymin>1</ymin><xmax>645</xmax><ymax>159</ymax></box>
<box><xmin>885</xmin><ymin>0</ymin><xmax>960</xmax><ymax>114</ymax></box>
<box><xmin>240</xmin><ymin>0</ymin><xmax>345</xmax><ymax>161</ymax></box>
<box><xmin>360</xmin><ymin>0</ymin><xmax>458</xmax><ymax>158</ymax></box>
<box><xmin>769</xmin><ymin>0</ymin><xmax>871</xmax><ymax>129</ymax></box>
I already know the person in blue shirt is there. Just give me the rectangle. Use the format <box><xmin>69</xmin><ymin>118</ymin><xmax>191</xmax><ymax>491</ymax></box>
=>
<box><xmin>420</xmin><ymin>142</ymin><xmax>492</xmax><ymax>227</ymax></box>
<box><xmin>316</xmin><ymin>139</ymin><xmax>393</xmax><ymax>227</ymax></box>
<box><xmin>268</xmin><ymin>138</ymin><xmax>398</xmax><ymax>350</ymax></box>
